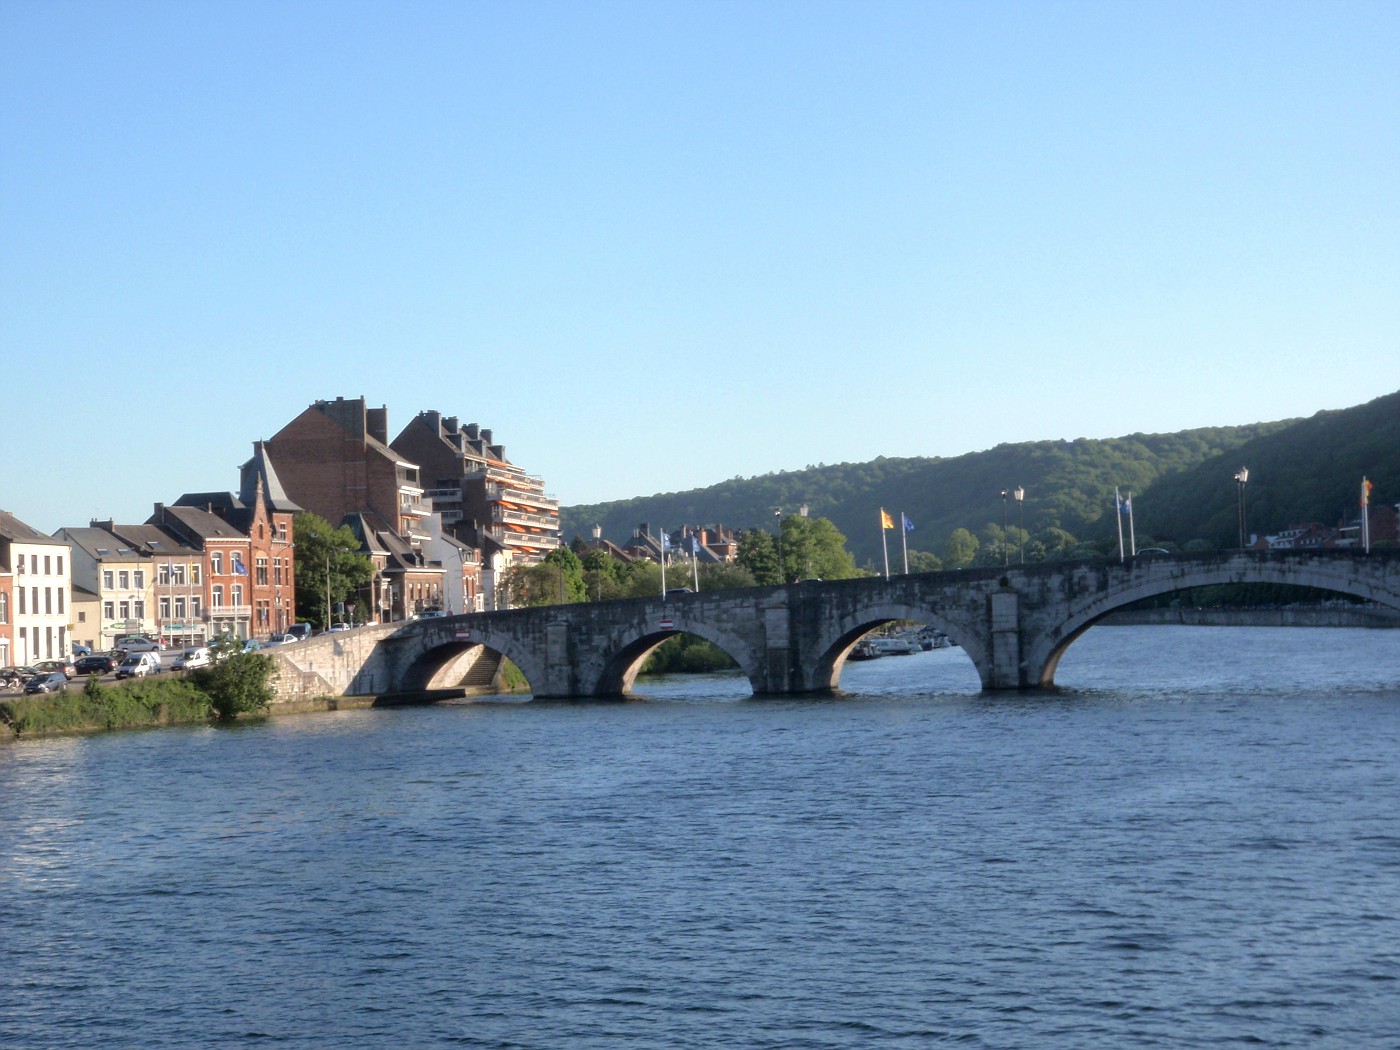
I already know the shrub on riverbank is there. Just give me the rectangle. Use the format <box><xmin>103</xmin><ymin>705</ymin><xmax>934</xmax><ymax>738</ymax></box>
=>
<box><xmin>0</xmin><ymin>675</ymin><xmax>213</xmax><ymax>737</ymax></box>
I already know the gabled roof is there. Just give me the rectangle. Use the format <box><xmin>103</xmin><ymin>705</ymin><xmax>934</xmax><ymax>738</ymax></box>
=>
<box><xmin>150</xmin><ymin>504</ymin><xmax>247</xmax><ymax>545</ymax></box>
<box><xmin>56</xmin><ymin>526</ymin><xmax>146</xmax><ymax>562</ymax></box>
<box><xmin>0</xmin><ymin>509</ymin><xmax>66</xmax><ymax>546</ymax></box>
<box><xmin>240</xmin><ymin>441</ymin><xmax>302</xmax><ymax>513</ymax></box>
<box><xmin>100</xmin><ymin>522</ymin><xmax>195</xmax><ymax>556</ymax></box>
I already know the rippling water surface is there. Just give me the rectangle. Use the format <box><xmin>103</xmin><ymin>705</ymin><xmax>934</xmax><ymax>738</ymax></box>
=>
<box><xmin>3</xmin><ymin>626</ymin><xmax>1399</xmax><ymax>1048</ymax></box>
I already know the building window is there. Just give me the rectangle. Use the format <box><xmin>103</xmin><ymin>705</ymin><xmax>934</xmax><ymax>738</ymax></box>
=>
<box><xmin>103</xmin><ymin>570</ymin><xmax>114</xmax><ymax>590</ymax></box>
<box><xmin>44</xmin><ymin>555</ymin><xmax>51</xmax><ymax>575</ymax></box>
<box><xmin>232</xmin><ymin>585</ymin><xmax>244</xmax><ymax>606</ymax></box>
<box><xmin>104</xmin><ymin>601</ymin><xmax>115</xmax><ymax>620</ymax></box>
<box><xmin>134</xmin><ymin>570</ymin><xmax>145</xmax><ymax>589</ymax></box>
<box><xmin>57</xmin><ymin>556</ymin><xmax>64</xmax><ymax>575</ymax></box>
<box><xmin>0</xmin><ymin>592</ymin><xmax>6</xmax><ymax>623</ymax></box>
<box><xmin>17</xmin><ymin>589</ymin><xmax>24</xmax><ymax>615</ymax></box>
<box><xmin>77</xmin><ymin>611</ymin><xmax>85</xmax><ymax>623</ymax></box>
<box><xmin>16</xmin><ymin>557</ymin><xmax>24</xmax><ymax>575</ymax></box>
<box><xmin>160</xmin><ymin>598</ymin><xmax>171</xmax><ymax>619</ymax></box>
<box><xmin>256</xmin><ymin>557</ymin><xmax>268</xmax><ymax>586</ymax></box>
<box><xmin>212</xmin><ymin>586</ymin><xmax>224</xmax><ymax>608</ymax></box>
<box><xmin>276</xmin><ymin>521</ymin><xmax>288</xmax><ymax>542</ymax></box>
<box><xmin>174</xmin><ymin>597</ymin><xmax>187</xmax><ymax>619</ymax></box>
<box><xmin>118</xmin><ymin>601</ymin><xmax>130</xmax><ymax>619</ymax></box>
<box><xmin>45</xmin><ymin>588</ymin><xmax>52</xmax><ymax>614</ymax></box>
<box><xmin>171</xmin><ymin>564</ymin><xmax>187</xmax><ymax>586</ymax></box>
<box><xmin>158</xmin><ymin>564</ymin><xmax>171</xmax><ymax>585</ymax></box>
<box><xmin>190</xmin><ymin>597</ymin><xmax>201</xmax><ymax>618</ymax></box>
<box><xmin>119</xmin><ymin>570</ymin><xmax>130</xmax><ymax>590</ymax></box>
<box><xmin>133</xmin><ymin>600</ymin><xmax>144</xmax><ymax>619</ymax></box>
<box><xmin>191</xmin><ymin>565</ymin><xmax>200</xmax><ymax>584</ymax></box>
<box><xmin>58</xmin><ymin>590</ymin><xmax>64</xmax><ymax>614</ymax></box>
<box><xmin>211</xmin><ymin>552</ymin><xmax>223</xmax><ymax>575</ymax></box>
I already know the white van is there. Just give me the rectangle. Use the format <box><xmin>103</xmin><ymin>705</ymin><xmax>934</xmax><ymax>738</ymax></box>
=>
<box><xmin>172</xmin><ymin>646</ymin><xmax>211</xmax><ymax>671</ymax></box>
<box><xmin>116</xmin><ymin>652</ymin><xmax>162</xmax><ymax>678</ymax></box>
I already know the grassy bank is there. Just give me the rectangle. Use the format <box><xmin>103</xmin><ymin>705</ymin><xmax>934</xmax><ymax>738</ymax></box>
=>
<box><xmin>0</xmin><ymin>676</ymin><xmax>218</xmax><ymax>738</ymax></box>
<box><xmin>1</xmin><ymin>651</ymin><xmax>276</xmax><ymax>739</ymax></box>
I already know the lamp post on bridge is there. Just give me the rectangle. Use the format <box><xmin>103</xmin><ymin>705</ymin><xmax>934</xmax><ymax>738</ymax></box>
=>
<box><xmin>773</xmin><ymin>507</ymin><xmax>784</xmax><ymax>584</ymax></box>
<box><xmin>1000</xmin><ymin>489</ymin><xmax>1009</xmax><ymax>566</ymax></box>
<box><xmin>1235</xmin><ymin>468</ymin><xmax>1250</xmax><ymax>549</ymax></box>
<box><xmin>1013</xmin><ymin>485</ymin><xmax>1025</xmax><ymax>564</ymax></box>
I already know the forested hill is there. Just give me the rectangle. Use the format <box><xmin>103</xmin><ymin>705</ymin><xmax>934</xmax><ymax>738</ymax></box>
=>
<box><xmin>561</xmin><ymin>393</ymin><xmax>1397</xmax><ymax>568</ymax></box>
<box><xmin>1129</xmin><ymin>390</ymin><xmax>1400</xmax><ymax>548</ymax></box>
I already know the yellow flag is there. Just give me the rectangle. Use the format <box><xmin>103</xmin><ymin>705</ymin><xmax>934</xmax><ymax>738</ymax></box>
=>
<box><xmin>880</xmin><ymin>509</ymin><xmax>894</xmax><ymax>529</ymax></box>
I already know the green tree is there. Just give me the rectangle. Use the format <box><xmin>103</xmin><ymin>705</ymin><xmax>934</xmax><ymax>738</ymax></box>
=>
<box><xmin>944</xmin><ymin>527</ymin><xmax>979</xmax><ymax>569</ymax></box>
<box><xmin>737</xmin><ymin>528</ymin><xmax>781</xmax><ymax>585</ymax></box>
<box><xmin>190</xmin><ymin>638</ymin><xmax>276</xmax><ymax>722</ymax></box>
<box><xmin>908</xmin><ymin>550</ymin><xmax>943</xmax><ymax>573</ymax></box>
<box><xmin>293</xmin><ymin>513</ymin><xmax>375</xmax><ymax>629</ymax></box>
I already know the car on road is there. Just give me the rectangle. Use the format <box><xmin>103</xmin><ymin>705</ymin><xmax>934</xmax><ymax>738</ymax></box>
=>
<box><xmin>24</xmin><ymin>671</ymin><xmax>68</xmax><ymax>694</ymax></box>
<box><xmin>1</xmin><ymin>665</ymin><xmax>39</xmax><ymax>687</ymax></box>
<box><xmin>74</xmin><ymin>655</ymin><xmax>118</xmax><ymax>676</ymax></box>
<box><xmin>116</xmin><ymin>637</ymin><xmax>162</xmax><ymax>654</ymax></box>
<box><xmin>116</xmin><ymin>652</ymin><xmax>161</xmax><ymax>679</ymax></box>
<box><xmin>34</xmin><ymin>659</ymin><xmax>78</xmax><ymax>680</ymax></box>
<box><xmin>286</xmin><ymin>623</ymin><xmax>314</xmax><ymax>642</ymax></box>
<box><xmin>325</xmin><ymin>622</ymin><xmax>351</xmax><ymax>633</ymax></box>
<box><xmin>172</xmin><ymin>647</ymin><xmax>211</xmax><ymax>671</ymax></box>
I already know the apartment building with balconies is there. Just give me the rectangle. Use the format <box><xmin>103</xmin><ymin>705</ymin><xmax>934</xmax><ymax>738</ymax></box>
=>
<box><xmin>391</xmin><ymin>410</ymin><xmax>560</xmax><ymax>569</ymax></box>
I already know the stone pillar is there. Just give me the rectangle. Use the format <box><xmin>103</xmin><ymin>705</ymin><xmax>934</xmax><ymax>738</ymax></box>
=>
<box><xmin>540</xmin><ymin>619</ymin><xmax>573</xmax><ymax>697</ymax></box>
<box><xmin>761</xmin><ymin>595</ymin><xmax>793</xmax><ymax>694</ymax></box>
<box><xmin>987</xmin><ymin>589</ymin><xmax>1022</xmax><ymax>689</ymax></box>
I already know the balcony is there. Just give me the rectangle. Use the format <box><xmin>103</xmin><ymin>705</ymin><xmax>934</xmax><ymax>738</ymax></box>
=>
<box><xmin>492</xmin><ymin>506</ymin><xmax>559</xmax><ymax>530</ymax></box>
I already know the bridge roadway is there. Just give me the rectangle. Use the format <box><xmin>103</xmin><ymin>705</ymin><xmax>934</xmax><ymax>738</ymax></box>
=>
<box><xmin>268</xmin><ymin>549</ymin><xmax>1400</xmax><ymax>704</ymax></box>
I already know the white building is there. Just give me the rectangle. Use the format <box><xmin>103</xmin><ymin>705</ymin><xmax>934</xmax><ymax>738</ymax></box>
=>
<box><xmin>1</xmin><ymin>510</ymin><xmax>75</xmax><ymax>664</ymax></box>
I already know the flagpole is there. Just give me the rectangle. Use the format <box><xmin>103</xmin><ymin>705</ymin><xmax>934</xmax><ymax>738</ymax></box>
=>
<box><xmin>900</xmin><ymin>513</ymin><xmax>909</xmax><ymax>574</ymax></box>
<box><xmin>1115</xmin><ymin>487</ymin><xmax>1125</xmax><ymax>562</ymax></box>
<box><xmin>880</xmin><ymin>509</ymin><xmax>890</xmax><ymax>580</ymax></box>
<box><xmin>1362</xmin><ymin>477</ymin><xmax>1372</xmax><ymax>554</ymax></box>
<box><xmin>1127</xmin><ymin>492</ymin><xmax>1136</xmax><ymax>556</ymax></box>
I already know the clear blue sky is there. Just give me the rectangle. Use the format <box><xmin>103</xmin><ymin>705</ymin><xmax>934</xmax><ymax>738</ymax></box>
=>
<box><xmin>3</xmin><ymin>1</ymin><xmax>1397</xmax><ymax>535</ymax></box>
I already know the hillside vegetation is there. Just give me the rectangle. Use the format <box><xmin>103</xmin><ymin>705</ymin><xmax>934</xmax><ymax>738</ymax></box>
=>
<box><xmin>562</xmin><ymin>391</ymin><xmax>1398</xmax><ymax>567</ymax></box>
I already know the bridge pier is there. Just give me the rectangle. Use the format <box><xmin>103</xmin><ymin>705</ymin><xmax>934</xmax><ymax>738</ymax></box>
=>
<box><xmin>986</xmin><ymin>587</ymin><xmax>1024</xmax><ymax>690</ymax></box>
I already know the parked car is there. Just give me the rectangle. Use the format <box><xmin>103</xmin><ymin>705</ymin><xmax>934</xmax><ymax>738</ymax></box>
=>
<box><xmin>34</xmin><ymin>659</ymin><xmax>78</xmax><ymax>680</ymax></box>
<box><xmin>24</xmin><ymin>671</ymin><xmax>68</xmax><ymax>694</ymax></box>
<box><xmin>116</xmin><ymin>637</ymin><xmax>162</xmax><ymax>654</ymax></box>
<box><xmin>242</xmin><ymin>638</ymin><xmax>262</xmax><ymax>652</ymax></box>
<box><xmin>115</xmin><ymin>652</ymin><xmax>161</xmax><ymax>679</ymax></box>
<box><xmin>74</xmin><ymin>655</ymin><xmax>118</xmax><ymax>676</ymax></box>
<box><xmin>326</xmin><ymin>622</ymin><xmax>351</xmax><ymax>633</ymax></box>
<box><xmin>286</xmin><ymin>623</ymin><xmax>314</xmax><ymax>642</ymax></box>
<box><xmin>413</xmin><ymin>609</ymin><xmax>447</xmax><ymax>620</ymax></box>
<box><xmin>1</xmin><ymin>665</ymin><xmax>38</xmax><ymax>687</ymax></box>
<box><xmin>72</xmin><ymin>644</ymin><xmax>93</xmax><ymax>657</ymax></box>
<box><xmin>172</xmin><ymin>647</ymin><xmax>211</xmax><ymax>671</ymax></box>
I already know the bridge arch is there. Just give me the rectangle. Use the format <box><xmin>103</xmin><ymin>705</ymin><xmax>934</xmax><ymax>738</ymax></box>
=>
<box><xmin>588</xmin><ymin>616</ymin><xmax>766</xmax><ymax>697</ymax></box>
<box><xmin>1026</xmin><ymin>556</ymin><xmax>1400</xmax><ymax>688</ymax></box>
<box><xmin>806</xmin><ymin>599</ymin><xmax>986</xmax><ymax>693</ymax></box>
<box><xmin>393</xmin><ymin>620</ymin><xmax>550</xmax><ymax>696</ymax></box>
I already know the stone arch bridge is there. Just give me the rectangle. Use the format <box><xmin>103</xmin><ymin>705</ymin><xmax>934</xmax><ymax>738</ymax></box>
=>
<box><xmin>269</xmin><ymin>550</ymin><xmax>1400</xmax><ymax>704</ymax></box>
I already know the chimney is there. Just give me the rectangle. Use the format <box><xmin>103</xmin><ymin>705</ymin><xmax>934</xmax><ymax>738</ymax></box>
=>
<box><xmin>367</xmin><ymin>405</ymin><xmax>389</xmax><ymax>445</ymax></box>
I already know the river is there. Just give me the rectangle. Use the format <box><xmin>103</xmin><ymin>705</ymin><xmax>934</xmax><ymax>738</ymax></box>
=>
<box><xmin>2</xmin><ymin>625</ymin><xmax>1398</xmax><ymax>1048</ymax></box>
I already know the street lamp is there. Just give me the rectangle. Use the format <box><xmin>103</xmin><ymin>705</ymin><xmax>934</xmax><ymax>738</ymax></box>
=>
<box><xmin>1013</xmin><ymin>485</ymin><xmax>1025</xmax><ymax>563</ymax></box>
<box><xmin>773</xmin><ymin>507</ymin><xmax>784</xmax><ymax>584</ymax></box>
<box><xmin>1234</xmin><ymin>468</ymin><xmax>1250</xmax><ymax>548</ymax></box>
<box><xmin>1000</xmin><ymin>489</ymin><xmax>1009</xmax><ymax>566</ymax></box>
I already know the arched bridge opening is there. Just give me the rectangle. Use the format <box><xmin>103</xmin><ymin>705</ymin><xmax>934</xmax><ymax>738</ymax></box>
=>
<box><xmin>1030</xmin><ymin>558</ymin><xmax>1400</xmax><ymax>689</ymax></box>
<box><xmin>807</xmin><ymin>600</ymin><xmax>985</xmax><ymax>695</ymax></box>
<box><xmin>592</xmin><ymin>620</ymin><xmax>762</xmax><ymax>698</ymax></box>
